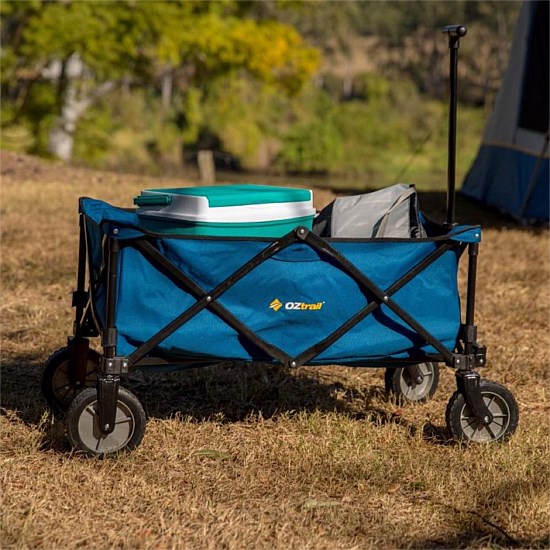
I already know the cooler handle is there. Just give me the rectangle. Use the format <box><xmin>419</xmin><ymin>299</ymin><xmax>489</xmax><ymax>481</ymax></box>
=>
<box><xmin>134</xmin><ymin>195</ymin><xmax>172</xmax><ymax>207</ymax></box>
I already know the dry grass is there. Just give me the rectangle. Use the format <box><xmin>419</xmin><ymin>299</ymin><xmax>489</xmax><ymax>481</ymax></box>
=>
<box><xmin>1</xmin><ymin>151</ymin><xmax>549</xmax><ymax>549</ymax></box>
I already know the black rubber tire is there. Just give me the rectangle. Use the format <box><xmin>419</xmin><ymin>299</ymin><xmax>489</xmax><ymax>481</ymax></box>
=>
<box><xmin>446</xmin><ymin>379</ymin><xmax>519</xmax><ymax>443</ymax></box>
<box><xmin>67</xmin><ymin>386</ymin><xmax>146</xmax><ymax>457</ymax></box>
<box><xmin>42</xmin><ymin>346</ymin><xmax>100</xmax><ymax>412</ymax></box>
<box><xmin>385</xmin><ymin>362</ymin><xmax>440</xmax><ymax>403</ymax></box>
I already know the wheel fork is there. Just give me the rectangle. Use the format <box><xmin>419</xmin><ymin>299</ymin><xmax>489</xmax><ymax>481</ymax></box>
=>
<box><xmin>407</xmin><ymin>363</ymin><xmax>424</xmax><ymax>385</ymax></box>
<box><xmin>97</xmin><ymin>236</ymin><xmax>121</xmax><ymax>436</ymax></box>
<box><xmin>456</xmin><ymin>370</ymin><xmax>493</xmax><ymax>425</ymax></box>
<box><xmin>97</xmin><ymin>375</ymin><xmax>120</xmax><ymax>435</ymax></box>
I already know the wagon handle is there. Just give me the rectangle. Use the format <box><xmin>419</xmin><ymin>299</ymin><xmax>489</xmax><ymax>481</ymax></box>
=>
<box><xmin>443</xmin><ymin>24</ymin><xmax>467</xmax><ymax>227</ymax></box>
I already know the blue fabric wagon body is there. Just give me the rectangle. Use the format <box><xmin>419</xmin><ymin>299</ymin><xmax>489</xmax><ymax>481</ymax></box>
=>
<box><xmin>81</xmin><ymin>198</ymin><xmax>481</xmax><ymax>367</ymax></box>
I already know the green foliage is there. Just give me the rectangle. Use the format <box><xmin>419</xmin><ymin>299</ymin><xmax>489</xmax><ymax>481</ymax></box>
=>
<box><xmin>6</xmin><ymin>0</ymin><xmax>319</xmax><ymax>89</ymax></box>
<box><xmin>166</xmin><ymin>13</ymin><xmax>320</xmax><ymax>95</ymax></box>
<box><xmin>1</xmin><ymin>0</ymin><xmax>319</xmax><ymax>162</ymax></box>
<box><xmin>72</xmin><ymin>102</ymin><xmax>115</xmax><ymax>167</ymax></box>
<box><xmin>272</xmin><ymin>0</ymin><xmax>365</xmax><ymax>54</ymax></box>
<box><xmin>77</xmin><ymin>90</ymin><xmax>184</xmax><ymax>174</ymax></box>
<box><xmin>0</xmin><ymin>0</ymin><xmax>515</xmax><ymax>183</ymax></box>
<box><xmin>199</xmin><ymin>75</ymin><xmax>288</xmax><ymax>169</ymax></box>
<box><xmin>24</xmin><ymin>84</ymin><xmax>57</xmax><ymax>156</ymax></box>
<box><xmin>14</xmin><ymin>1</ymin><xmax>205</xmax><ymax>79</ymax></box>
<box><xmin>273</xmin><ymin>70</ymin><xmax>486</xmax><ymax>188</ymax></box>
<box><xmin>352</xmin><ymin>73</ymin><xmax>392</xmax><ymax>102</ymax></box>
<box><xmin>279</xmin><ymin>117</ymin><xmax>344</xmax><ymax>174</ymax></box>
<box><xmin>1</xmin><ymin>82</ymin><xmax>58</xmax><ymax>155</ymax></box>
<box><xmin>276</xmin><ymin>74</ymin><xmax>424</xmax><ymax>177</ymax></box>
<box><xmin>178</xmin><ymin>88</ymin><xmax>204</xmax><ymax>146</ymax></box>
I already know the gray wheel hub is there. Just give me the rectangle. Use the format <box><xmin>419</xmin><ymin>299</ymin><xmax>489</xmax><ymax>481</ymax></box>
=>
<box><xmin>78</xmin><ymin>400</ymin><xmax>136</xmax><ymax>454</ymax></box>
<box><xmin>398</xmin><ymin>363</ymin><xmax>435</xmax><ymax>401</ymax></box>
<box><xmin>459</xmin><ymin>391</ymin><xmax>511</xmax><ymax>442</ymax></box>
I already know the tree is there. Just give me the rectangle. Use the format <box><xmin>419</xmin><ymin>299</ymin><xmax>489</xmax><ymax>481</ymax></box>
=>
<box><xmin>1</xmin><ymin>0</ymin><xmax>319</xmax><ymax>161</ymax></box>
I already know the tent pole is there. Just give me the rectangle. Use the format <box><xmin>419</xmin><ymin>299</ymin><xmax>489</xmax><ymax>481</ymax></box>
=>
<box><xmin>519</xmin><ymin>129</ymin><xmax>550</xmax><ymax>222</ymax></box>
<box><xmin>443</xmin><ymin>25</ymin><xmax>467</xmax><ymax>227</ymax></box>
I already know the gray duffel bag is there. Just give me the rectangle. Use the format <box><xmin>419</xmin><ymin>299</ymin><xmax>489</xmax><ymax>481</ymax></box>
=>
<box><xmin>313</xmin><ymin>183</ymin><xmax>427</xmax><ymax>238</ymax></box>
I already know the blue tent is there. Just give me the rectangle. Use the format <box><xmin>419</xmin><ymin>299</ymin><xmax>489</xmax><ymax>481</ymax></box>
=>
<box><xmin>462</xmin><ymin>1</ymin><xmax>549</xmax><ymax>224</ymax></box>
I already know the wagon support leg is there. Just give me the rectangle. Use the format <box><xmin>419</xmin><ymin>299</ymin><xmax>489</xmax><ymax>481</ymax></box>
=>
<box><xmin>96</xmin><ymin>236</ymin><xmax>126</xmax><ymax>435</ymax></box>
<box><xmin>67</xmin><ymin>212</ymin><xmax>95</xmax><ymax>388</ymax></box>
<box><xmin>450</xmin><ymin>241</ymin><xmax>493</xmax><ymax>426</ymax></box>
<box><xmin>452</xmin><ymin>242</ymin><xmax>487</xmax><ymax>369</ymax></box>
<box><xmin>463</xmin><ymin>242</ymin><xmax>480</xmax><ymax>356</ymax></box>
<box><xmin>455</xmin><ymin>370</ymin><xmax>493</xmax><ymax>426</ymax></box>
<box><xmin>72</xmin><ymin>211</ymin><xmax>89</xmax><ymax>338</ymax></box>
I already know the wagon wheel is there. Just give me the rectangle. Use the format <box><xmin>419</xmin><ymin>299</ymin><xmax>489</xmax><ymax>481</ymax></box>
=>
<box><xmin>385</xmin><ymin>362</ymin><xmax>440</xmax><ymax>403</ymax></box>
<box><xmin>42</xmin><ymin>346</ymin><xmax>100</xmax><ymax>412</ymax></box>
<box><xmin>67</xmin><ymin>387</ymin><xmax>146</xmax><ymax>457</ymax></box>
<box><xmin>446</xmin><ymin>379</ymin><xmax>519</xmax><ymax>443</ymax></box>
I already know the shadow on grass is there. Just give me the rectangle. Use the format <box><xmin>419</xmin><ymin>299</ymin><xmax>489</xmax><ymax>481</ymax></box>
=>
<box><xmin>407</xmin><ymin>479</ymin><xmax>550</xmax><ymax>548</ymax></box>
<box><xmin>129</xmin><ymin>362</ymin><xmax>387</xmax><ymax>422</ymax></box>
<box><xmin>0</xmin><ymin>354</ymin><xmax>453</xmax><ymax>452</ymax></box>
<box><xmin>0</xmin><ymin>353</ymin><xmax>45</xmax><ymax>426</ymax></box>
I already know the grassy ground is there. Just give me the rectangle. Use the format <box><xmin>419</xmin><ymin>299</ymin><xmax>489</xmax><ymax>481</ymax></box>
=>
<box><xmin>1</xmin><ymin>151</ymin><xmax>549</xmax><ymax>549</ymax></box>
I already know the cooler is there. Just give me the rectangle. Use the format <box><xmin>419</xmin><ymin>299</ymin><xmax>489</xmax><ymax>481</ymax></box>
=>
<box><xmin>134</xmin><ymin>184</ymin><xmax>316</xmax><ymax>237</ymax></box>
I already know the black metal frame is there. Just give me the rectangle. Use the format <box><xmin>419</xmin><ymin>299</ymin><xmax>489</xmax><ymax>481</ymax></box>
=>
<box><xmin>69</xmin><ymin>216</ymin><xmax>488</xmax><ymax>428</ymax></box>
<box><xmin>73</xmin><ymin>219</ymin><xmax>484</xmax><ymax>370</ymax></box>
<box><xmin>118</xmin><ymin>228</ymin><xmax>465</xmax><ymax>370</ymax></box>
<box><xmin>66</xmin><ymin>23</ymin><xmax>494</xmax><ymax>431</ymax></box>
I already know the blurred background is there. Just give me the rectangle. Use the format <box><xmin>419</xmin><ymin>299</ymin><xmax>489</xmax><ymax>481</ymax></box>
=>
<box><xmin>0</xmin><ymin>0</ymin><xmax>520</xmax><ymax>190</ymax></box>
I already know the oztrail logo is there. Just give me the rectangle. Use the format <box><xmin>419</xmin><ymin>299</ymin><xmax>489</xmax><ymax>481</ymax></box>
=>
<box><xmin>269</xmin><ymin>298</ymin><xmax>324</xmax><ymax>312</ymax></box>
<box><xmin>269</xmin><ymin>298</ymin><xmax>283</xmax><ymax>312</ymax></box>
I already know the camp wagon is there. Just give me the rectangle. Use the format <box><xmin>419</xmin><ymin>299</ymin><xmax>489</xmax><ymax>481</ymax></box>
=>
<box><xmin>42</xmin><ymin>25</ymin><xmax>518</xmax><ymax>456</ymax></box>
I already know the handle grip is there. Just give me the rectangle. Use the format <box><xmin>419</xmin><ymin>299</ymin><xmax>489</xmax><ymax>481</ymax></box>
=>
<box><xmin>443</xmin><ymin>25</ymin><xmax>467</xmax><ymax>50</ymax></box>
<box><xmin>443</xmin><ymin>25</ymin><xmax>467</xmax><ymax>38</ymax></box>
<box><xmin>134</xmin><ymin>195</ymin><xmax>172</xmax><ymax>207</ymax></box>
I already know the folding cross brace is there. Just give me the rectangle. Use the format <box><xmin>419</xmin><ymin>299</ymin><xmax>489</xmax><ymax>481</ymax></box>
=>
<box><xmin>99</xmin><ymin>226</ymin><xmax>466</xmax><ymax>371</ymax></box>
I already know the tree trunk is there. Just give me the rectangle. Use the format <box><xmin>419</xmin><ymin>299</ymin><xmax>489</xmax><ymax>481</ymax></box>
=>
<box><xmin>161</xmin><ymin>70</ymin><xmax>173</xmax><ymax>111</ymax></box>
<box><xmin>48</xmin><ymin>54</ymin><xmax>115</xmax><ymax>162</ymax></box>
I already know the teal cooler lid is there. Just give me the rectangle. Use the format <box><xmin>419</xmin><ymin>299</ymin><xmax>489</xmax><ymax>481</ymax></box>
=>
<box><xmin>136</xmin><ymin>184</ymin><xmax>312</xmax><ymax>208</ymax></box>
